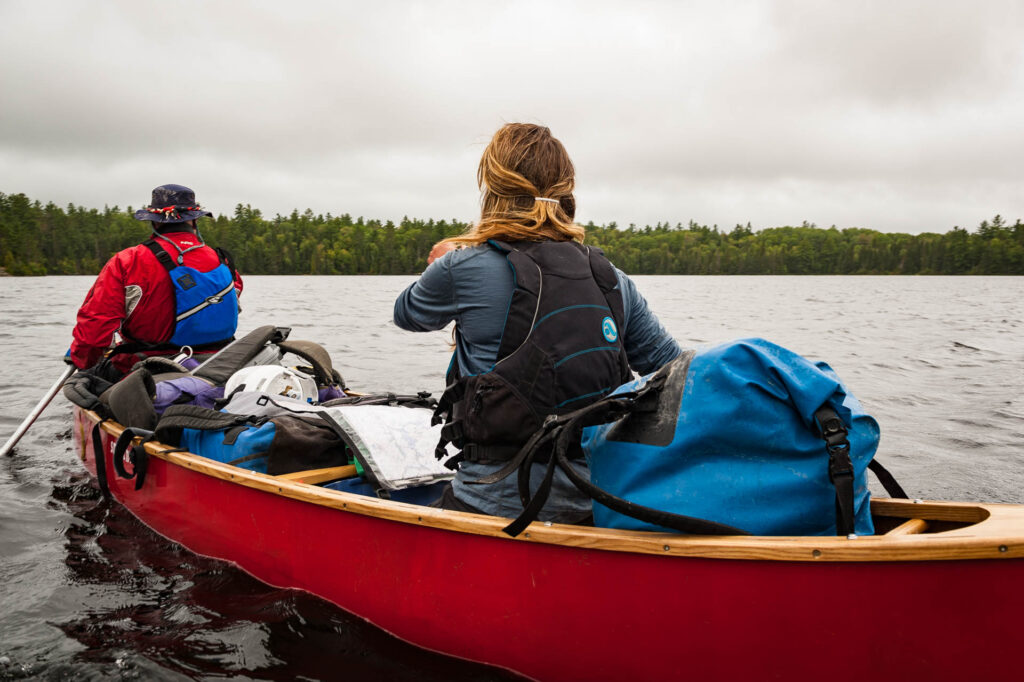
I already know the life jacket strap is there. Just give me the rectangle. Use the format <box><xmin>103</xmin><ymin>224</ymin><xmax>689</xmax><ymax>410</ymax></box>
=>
<box><xmin>143</xmin><ymin>239</ymin><xmax>177</xmax><ymax>271</ymax></box>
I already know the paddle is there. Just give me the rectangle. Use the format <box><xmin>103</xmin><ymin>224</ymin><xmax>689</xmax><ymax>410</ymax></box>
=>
<box><xmin>0</xmin><ymin>364</ymin><xmax>77</xmax><ymax>457</ymax></box>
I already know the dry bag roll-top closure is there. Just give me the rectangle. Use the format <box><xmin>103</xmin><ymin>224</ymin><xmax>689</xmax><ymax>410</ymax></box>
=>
<box><xmin>432</xmin><ymin>240</ymin><xmax>632</xmax><ymax>470</ymax></box>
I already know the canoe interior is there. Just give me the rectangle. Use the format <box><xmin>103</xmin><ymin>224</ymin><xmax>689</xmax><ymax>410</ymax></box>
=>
<box><xmin>74</xmin><ymin>408</ymin><xmax>1024</xmax><ymax>563</ymax></box>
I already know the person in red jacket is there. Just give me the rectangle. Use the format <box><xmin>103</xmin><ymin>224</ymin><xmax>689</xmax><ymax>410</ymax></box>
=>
<box><xmin>69</xmin><ymin>184</ymin><xmax>243</xmax><ymax>373</ymax></box>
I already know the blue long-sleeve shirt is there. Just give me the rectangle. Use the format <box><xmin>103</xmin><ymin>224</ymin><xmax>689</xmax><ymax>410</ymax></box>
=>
<box><xmin>394</xmin><ymin>243</ymin><xmax>681</xmax><ymax>520</ymax></box>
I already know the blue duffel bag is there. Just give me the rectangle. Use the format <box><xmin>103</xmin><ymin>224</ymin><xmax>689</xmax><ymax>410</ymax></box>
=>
<box><xmin>494</xmin><ymin>338</ymin><xmax>906</xmax><ymax>538</ymax></box>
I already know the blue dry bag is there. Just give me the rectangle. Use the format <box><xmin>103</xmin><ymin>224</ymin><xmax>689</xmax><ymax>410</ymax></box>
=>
<box><xmin>180</xmin><ymin>419</ymin><xmax>277</xmax><ymax>473</ymax></box>
<box><xmin>580</xmin><ymin>338</ymin><xmax>883</xmax><ymax>536</ymax></box>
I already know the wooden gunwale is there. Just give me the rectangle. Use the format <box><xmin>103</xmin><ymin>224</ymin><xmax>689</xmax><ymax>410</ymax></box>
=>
<box><xmin>84</xmin><ymin>410</ymin><xmax>1024</xmax><ymax>563</ymax></box>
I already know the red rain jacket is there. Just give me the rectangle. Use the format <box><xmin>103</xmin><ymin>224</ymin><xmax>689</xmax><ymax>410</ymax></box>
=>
<box><xmin>70</xmin><ymin>232</ymin><xmax>243</xmax><ymax>371</ymax></box>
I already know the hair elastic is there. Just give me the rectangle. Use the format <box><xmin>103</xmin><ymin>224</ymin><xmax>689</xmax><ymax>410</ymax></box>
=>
<box><xmin>534</xmin><ymin>197</ymin><xmax>560</xmax><ymax>204</ymax></box>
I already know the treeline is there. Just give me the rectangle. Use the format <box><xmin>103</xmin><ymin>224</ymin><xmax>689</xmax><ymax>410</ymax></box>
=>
<box><xmin>1</xmin><ymin>192</ymin><xmax>1022</xmax><ymax>276</ymax></box>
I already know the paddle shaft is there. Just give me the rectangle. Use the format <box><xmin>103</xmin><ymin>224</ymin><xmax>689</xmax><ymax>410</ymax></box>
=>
<box><xmin>0</xmin><ymin>365</ymin><xmax>77</xmax><ymax>457</ymax></box>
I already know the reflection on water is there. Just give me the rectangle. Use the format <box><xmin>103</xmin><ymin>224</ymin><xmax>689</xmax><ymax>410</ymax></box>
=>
<box><xmin>48</xmin><ymin>474</ymin><xmax>520</xmax><ymax>681</ymax></box>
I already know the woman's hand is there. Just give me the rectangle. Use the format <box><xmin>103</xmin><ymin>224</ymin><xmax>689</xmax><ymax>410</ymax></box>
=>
<box><xmin>427</xmin><ymin>241</ymin><xmax>457</xmax><ymax>265</ymax></box>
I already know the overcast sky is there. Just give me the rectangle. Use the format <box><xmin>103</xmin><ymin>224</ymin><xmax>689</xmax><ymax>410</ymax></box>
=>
<box><xmin>1</xmin><ymin>1</ymin><xmax>1022</xmax><ymax>234</ymax></box>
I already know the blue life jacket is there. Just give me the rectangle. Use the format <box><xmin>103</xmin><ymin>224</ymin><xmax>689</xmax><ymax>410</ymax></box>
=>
<box><xmin>143</xmin><ymin>238</ymin><xmax>238</xmax><ymax>347</ymax></box>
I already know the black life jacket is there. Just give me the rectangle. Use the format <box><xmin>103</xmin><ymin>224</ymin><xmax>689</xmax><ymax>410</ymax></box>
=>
<box><xmin>432</xmin><ymin>239</ymin><xmax>632</xmax><ymax>467</ymax></box>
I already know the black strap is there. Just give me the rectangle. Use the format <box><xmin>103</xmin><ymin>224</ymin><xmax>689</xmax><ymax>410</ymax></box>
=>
<box><xmin>112</xmin><ymin>427</ymin><xmax>153</xmax><ymax>491</ymax></box>
<box><xmin>91</xmin><ymin>421</ymin><xmax>111</xmax><ymax>499</ymax></box>
<box><xmin>498</xmin><ymin>399</ymin><xmax>749</xmax><ymax>538</ymax></box>
<box><xmin>189</xmin><ymin>325</ymin><xmax>290</xmax><ymax>385</ymax></box>
<box><xmin>154</xmin><ymin>405</ymin><xmax>267</xmax><ymax>446</ymax></box>
<box><xmin>432</xmin><ymin>382</ymin><xmax>465</xmax><ymax>465</ymax></box>
<box><xmin>276</xmin><ymin>339</ymin><xmax>340</xmax><ymax>388</ymax></box>
<box><xmin>460</xmin><ymin>442</ymin><xmax>522</xmax><ymax>465</ymax></box>
<box><xmin>215</xmin><ymin>246</ymin><xmax>239</xmax><ymax>283</ymax></box>
<box><xmin>321</xmin><ymin>391</ymin><xmax>435</xmax><ymax>408</ymax></box>
<box><xmin>459</xmin><ymin>374</ymin><xmax>748</xmax><ymax>538</ymax></box>
<box><xmin>431</xmin><ymin>381</ymin><xmax>464</xmax><ymax>426</ymax></box>
<box><xmin>868</xmin><ymin>459</ymin><xmax>908</xmax><ymax>499</ymax></box>
<box><xmin>106</xmin><ymin>337</ymin><xmax>233</xmax><ymax>362</ymax></box>
<box><xmin>814</xmin><ymin>406</ymin><xmax>857</xmax><ymax>536</ymax></box>
<box><xmin>143</xmin><ymin>239</ymin><xmax>176</xmax><ymax>271</ymax></box>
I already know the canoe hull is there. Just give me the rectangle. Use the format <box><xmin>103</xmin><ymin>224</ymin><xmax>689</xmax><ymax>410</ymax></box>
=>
<box><xmin>73</xmin><ymin>408</ymin><xmax>1024</xmax><ymax>681</ymax></box>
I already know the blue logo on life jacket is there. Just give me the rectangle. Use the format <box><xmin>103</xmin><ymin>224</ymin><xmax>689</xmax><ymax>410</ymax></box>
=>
<box><xmin>601</xmin><ymin>316</ymin><xmax>618</xmax><ymax>343</ymax></box>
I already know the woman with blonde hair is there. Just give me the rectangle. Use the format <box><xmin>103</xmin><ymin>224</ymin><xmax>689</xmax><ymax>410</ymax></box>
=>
<box><xmin>394</xmin><ymin>123</ymin><xmax>680</xmax><ymax>522</ymax></box>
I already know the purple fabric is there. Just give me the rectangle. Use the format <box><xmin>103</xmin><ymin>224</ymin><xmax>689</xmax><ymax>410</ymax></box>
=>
<box><xmin>154</xmin><ymin>376</ymin><xmax>225</xmax><ymax>413</ymax></box>
<box><xmin>180</xmin><ymin>357</ymin><xmax>202</xmax><ymax>370</ymax></box>
<box><xmin>318</xmin><ymin>385</ymin><xmax>345</xmax><ymax>402</ymax></box>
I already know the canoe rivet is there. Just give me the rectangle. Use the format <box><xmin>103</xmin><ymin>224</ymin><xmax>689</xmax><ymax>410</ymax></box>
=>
<box><xmin>846</xmin><ymin>533</ymin><xmax>858</xmax><ymax>540</ymax></box>
<box><xmin>999</xmin><ymin>545</ymin><xmax>1008</xmax><ymax>553</ymax></box>
<box><xmin>524</xmin><ymin>532</ymin><xmax>530</xmax><ymax>539</ymax></box>
<box><xmin>544</xmin><ymin>521</ymin><xmax>552</xmax><ymax>527</ymax></box>
<box><xmin>812</xmin><ymin>549</ymin><xmax>822</xmax><ymax>558</ymax></box>
<box><xmin>342</xmin><ymin>503</ymin><xmax>347</xmax><ymax>508</ymax></box>
<box><xmin>663</xmin><ymin>545</ymin><xmax>670</xmax><ymax>552</ymax></box>
<box><xmin>913</xmin><ymin>498</ymin><xmax>923</xmax><ymax>504</ymax></box>
<box><xmin>278</xmin><ymin>487</ymin><xmax>282</xmax><ymax>493</ymax></box>
<box><xmin>418</xmin><ymin>516</ymin><xmax>422</xmax><ymax>522</ymax></box>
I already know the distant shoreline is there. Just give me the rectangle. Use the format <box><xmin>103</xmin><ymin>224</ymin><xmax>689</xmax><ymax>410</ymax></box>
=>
<box><xmin>2</xmin><ymin>192</ymin><xmax>1022</xmax><ymax>276</ymax></box>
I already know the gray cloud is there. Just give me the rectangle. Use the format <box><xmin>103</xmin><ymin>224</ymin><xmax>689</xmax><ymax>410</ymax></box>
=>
<box><xmin>1</xmin><ymin>0</ymin><xmax>1022</xmax><ymax>233</ymax></box>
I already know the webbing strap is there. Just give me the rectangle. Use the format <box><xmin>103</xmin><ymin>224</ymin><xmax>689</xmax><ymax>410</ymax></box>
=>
<box><xmin>91</xmin><ymin>421</ymin><xmax>111</xmax><ymax>499</ymax></box>
<box><xmin>143</xmin><ymin>239</ymin><xmax>176</xmax><ymax>271</ymax></box>
<box><xmin>455</xmin><ymin>371</ymin><xmax>747</xmax><ymax>538</ymax></box>
<box><xmin>106</xmin><ymin>337</ymin><xmax>232</xmax><ymax>362</ymax></box>
<box><xmin>154</xmin><ymin>405</ymin><xmax>266</xmax><ymax>446</ymax></box>
<box><xmin>496</xmin><ymin>390</ymin><xmax>749</xmax><ymax>538</ymax></box>
<box><xmin>276</xmin><ymin>340</ymin><xmax>338</xmax><ymax>388</ymax></box>
<box><xmin>868</xmin><ymin>459</ymin><xmax>908</xmax><ymax>499</ymax></box>
<box><xmin>112</xmin><ymin>427</ymin><xmax>154</xmax><ymax>491</ymax></box>
<box><xmin>814</xmin><ymin>406</ymin><xmax>856</xmax><ymax>536</ymax></box>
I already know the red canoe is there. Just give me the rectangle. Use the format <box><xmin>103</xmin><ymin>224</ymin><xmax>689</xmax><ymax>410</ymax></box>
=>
<box><xmin>72</xmin><ymin>406</ymin><xmax>1024</xmax><ymax>682</ymax></box>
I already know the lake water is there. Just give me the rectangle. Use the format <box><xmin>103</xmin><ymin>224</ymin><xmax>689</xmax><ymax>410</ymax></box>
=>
<box><xmin>1</xmin><ymin>275</ymin><xmax>1022</xmax><ymax>679</ymax></box>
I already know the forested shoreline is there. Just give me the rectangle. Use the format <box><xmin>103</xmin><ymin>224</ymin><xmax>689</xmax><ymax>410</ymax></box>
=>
<box><xmin>1</xmin><ymin>192</ymin><xmax>1022</xmax><ymax>276</ymax></box>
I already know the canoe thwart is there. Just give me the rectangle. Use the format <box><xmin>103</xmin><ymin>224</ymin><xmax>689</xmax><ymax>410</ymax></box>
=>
<box><xmin>276</xmin><ymin>464</ymin><xmax>358</xmax><ymax>485</ymax></box>
<box><xmin>885</xmin><ymin>518</ymin><xmax>929</xmax><ymax>536</ymax></box>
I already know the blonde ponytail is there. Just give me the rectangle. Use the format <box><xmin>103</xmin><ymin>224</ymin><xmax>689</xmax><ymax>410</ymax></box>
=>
<box><xmin>443</xmin><ymin>124</ymin><xmax>586</xmax><ymax>248</ymax></box>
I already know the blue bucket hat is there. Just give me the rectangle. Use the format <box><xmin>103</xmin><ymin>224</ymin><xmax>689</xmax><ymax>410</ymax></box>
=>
<box><xmin>133</xmin><ymin>184</ymin><xmax>214</xmax><ymax>223</ymax></box>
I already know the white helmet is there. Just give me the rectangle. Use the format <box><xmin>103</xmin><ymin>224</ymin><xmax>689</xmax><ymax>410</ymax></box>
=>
<box><xmin>224</xmin><ymin>365</ymin><xmax>318</xmax><ymax>403</ymax></box>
